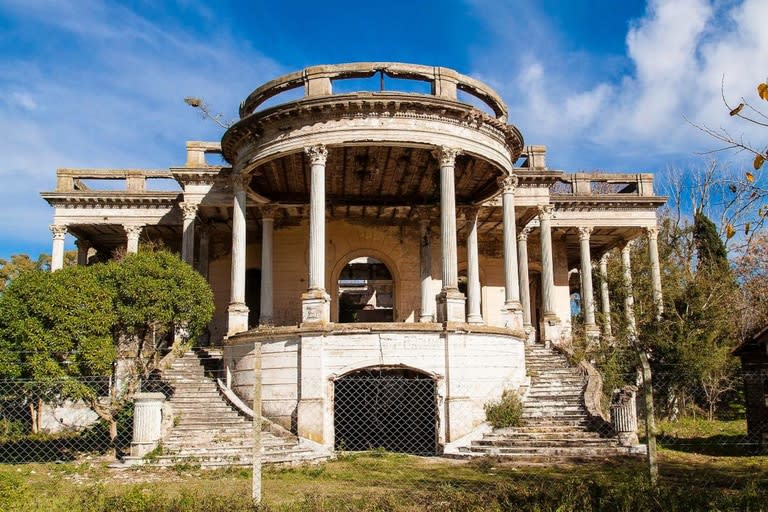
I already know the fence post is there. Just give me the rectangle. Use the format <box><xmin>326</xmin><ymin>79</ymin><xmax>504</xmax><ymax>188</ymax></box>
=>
<box><xmin>252</xmin><ymin>342</ymin><xmax>262</xmax><ymax>505</ymax></box>
<box><xmin>637</xmin><ymin>350</ymin><xmax>658</xmax><ymax>484</ymax></box>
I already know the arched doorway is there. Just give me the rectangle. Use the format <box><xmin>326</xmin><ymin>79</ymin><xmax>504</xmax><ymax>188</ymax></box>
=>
<box><xmin>337</xmin><ymin>257</ymin><xmax>393</xmax><ymax>323</ymax></box>
<box><xmin>333</xmin><ymin>367</ymin><xmax>437</xmax><ymax>455</ymax></box>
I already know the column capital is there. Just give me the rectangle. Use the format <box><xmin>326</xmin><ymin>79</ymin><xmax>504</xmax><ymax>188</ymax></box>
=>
<box><xmin>414</xmin><ymin>206</ymin><xmax>436</xmax><ymax>223</ymax></box>
<box><xmin>497</xmin><ymin>175</ymin><xmax>519</xmax><ymax>193</ymax></box>
<box><xmin>537</xmin><ymin>204</ymin><xmax>554</xmax><ymax>220</ymax></box>
<box><xmin>179</xmin><ymin>201</ymin><xmax>199</xmax><ymax>221</ymax></box>
<box><xmin>433</xmin><ymin>146</ymin><xmax>461</xmax><ymax>167</ymax></box>
<box><xmin>517</xmin><ymin>226</ymin><xmax>533</xmax><ymax>242</ymax></box>
<box><xmin>49</xmin><ymin>224</ymin><xmax>68</xmax><ymax>240</ymax></box>
<box><xmin>304</xmin><ymin>144</ymin><xmax>328</xmax><ymax>165</ymax></box>
<box><xmin>259</xmin><ymin>205</ymin><xmax>280</xmax><ymax>219</ymax></box>
<box><xmin>124</xmin><ymin>224</ymin><xmax>144</xmax><ymax>239</ymax></box>
<box><xmin>620</xmin><ymin>239</ymin><xmax>634</xmax><ymax>254</ymax></box>
<box><xmin>578</xmin><ymin>226</ymin><xmax>593</xmax><ymax>241</ymax></box>
<box><xmin>600</xmin><ymin>252</ymin><xmax>611</xmax><ymax>265</ymax></box>
<box><xmin>646</xmin><ymin>225</ymin><xmax>659</xmax><ymax>240</ymax></box>
<box><xmin>231</xmin><ymin>172</ymin><xmax>248</xmax><ymax>192</ymax></box>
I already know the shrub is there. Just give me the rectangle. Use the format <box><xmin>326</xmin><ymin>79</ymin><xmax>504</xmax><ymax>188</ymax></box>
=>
<box><xmin>484</xmin><ymin>390</ymin><xmax>524</xmax><ymax>428</ymax></box>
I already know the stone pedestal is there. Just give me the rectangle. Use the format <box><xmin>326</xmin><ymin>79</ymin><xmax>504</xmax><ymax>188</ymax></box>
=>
<box><xmin>542</xmin><ymin>314</ymin><xmax>562</xmax><ymax>346</ymax></box>
<box><xmin>500</xmin><ymin>305</ymin><xmax>524</xmax><ymax>330</ymax></box>
<box><xmin>227</xmin><ymin>302</ymin><xmax>250</xmax><ymax>336</ymax></box>
<box><xmin>436</xmin><ymin>289</ymin><xmax>466</xmax><ymax>323</ymax></box>
<box><xmin>611</xmin><ymin>386</ymin><xmax>639</xmax><ymax>446</ymax></box>
<box><xmin>130</xmin><ymin>392</ymin><xmax>166</xmax><ymax>457</ymax></box>
<box><xmin>297</xmin><ymin>335</ymin><xmax>328</xmax><ymax>446</ymax></box>
<box><xmin>301</xmin><ymin>290</ymin><xmax>331</xmax><ymax>324</ymax></box>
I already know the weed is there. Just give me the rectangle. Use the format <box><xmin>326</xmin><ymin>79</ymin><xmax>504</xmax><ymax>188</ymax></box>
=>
<box><xmin>484</xmin><ymin>389</ymin><xmax>524</xmax><ymax>428</ymax></box>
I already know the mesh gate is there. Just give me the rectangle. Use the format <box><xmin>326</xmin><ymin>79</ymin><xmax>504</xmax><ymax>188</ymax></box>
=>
<box><xmin>334</xmin><ymin>369</ymin><xmax>437</xmax><ymax>455</ymax></box>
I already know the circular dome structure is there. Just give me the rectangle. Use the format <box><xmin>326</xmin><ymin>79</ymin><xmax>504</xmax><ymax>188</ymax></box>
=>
<box><xmin>222</xmin><ymin>62</ymin><xmax>524</xmax><ymax>206</ymax></box>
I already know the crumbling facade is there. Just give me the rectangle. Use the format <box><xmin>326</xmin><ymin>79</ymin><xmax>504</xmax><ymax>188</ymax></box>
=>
<box><xmin>42</xmin><ymin>63</ymin><xmax>665</xmax><ymax>452</ymax></box>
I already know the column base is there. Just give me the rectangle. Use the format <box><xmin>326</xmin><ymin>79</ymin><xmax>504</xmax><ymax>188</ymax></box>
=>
<box><xmin>419</xmin><ymin>313</ymin><xmax>435</xmax><ymax>323</ymax></box>
<box><xmin>542</xmin><ymin>314</ymin><xmax>562</xmax><ymax>346</ymax></box>
<box><xmin>227</xmin><ymin>302</ymin><xmax>250</xmax><ymax>336</ymax></box>
<box><xmin>301</xmin><ymin>290</ymin><xmax>331</xmax><ymax>325</ymax></box>
<box><xmin>436</xmin><ymin>289</ymin><xmax>466</xmax><ymax>323</ymax></box>
<box><xmin>466</xmin><ymin>313</ymin><xmax>483</xmax><ymax>325</ymax></box>
<box><xmin>585</xmin><ymin>324</ymin><xmax>601</xmax><ymax>346</ymax></box>
<box><xmin>500</xmin><ymin>302</ymin><xmax>524</xmax><ymax>330</ymax></box>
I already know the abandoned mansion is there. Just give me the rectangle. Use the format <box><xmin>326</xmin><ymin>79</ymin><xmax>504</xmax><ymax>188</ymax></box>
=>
<box><xmin>41</xmin><ymin>63</ymin><xmax>664</xmax><ymax>460</ymax></box>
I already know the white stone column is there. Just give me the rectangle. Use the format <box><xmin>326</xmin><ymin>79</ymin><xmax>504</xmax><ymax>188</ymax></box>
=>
<box><xmin>180</xmin><ymin>201</ymin><xmax>198</xmax><ymax>265</ymax></box>
<box><xmin>302</xmin><ymin>145</ymin><xmax>331</xmax><ymax>324</ymax></box>
<box><xmin>259</xmin><ymin>206</ymin><xmax>278</xmax><ymax>326</ymax></box>
<box><xmin>197</xmin><ymin>225</ymin><xmax>209</xmax><ymax>280</ymax></box>
<box><xmin>75</xmin><ymin>239</ymin><xmax>90</xmax><ymax>266</ymax></box>
<box><xmin>416</xmin><ymin>207</ymin><xmax>434</xmax><ymax>322</ymax></box>
<box><xmin>578</xmin><ymin>227</ymin><xmax>599</xmax><ymax>338</ymax></box>
<box><xmin>130</xmin><ymin>392</ymin><xmax>166</xmax><ymax>458</ymax></box>
<box><xmin>464</xmin><ymin>207</ymin><xmax>482</xmax><ymax>324</ymax></box>
<box><xmin>228</xmin><ymin>173</ymin><xmax>249</xmax><ymax>335</ymax></box>
<box><xmin>647</xmin><ymin>226</ymin><xmax>663</xmax><ymax>320</ymax></box>
<box><xmin>599</xmin><ymin>254</ymin><xmax>613</xmax><ymax>339</ymax></box>
<box><xmin>499</xmin><ymin>177</ymin><xmax>523</xmax><ymax>321</ymax></box>
<box><xmin>538</xmin><ymin>205</ymin><xmax>560</xmax><ymax>344</ymax></box>
<box><xmin>621</xmin><ymin>241</ymin><xmax>637</xmax><ymax>337</ymax></box>
<box><xmin>124</xmin><ymin>224</ymin><xmax>143</xmax><ymax>254</ymax></box>
<box><xmin>435</xmin><ymin>146</ymin><xmax>465</xmax><ymax>322</ymax></box>
<box><xmin>50</xmin><ymin>224</ymin><xmax>67</xmax><ymax>271</ymax></box>
<box><xmin>517</xmin><ymin>227</ymin><xmax>533</xmax><ymax>336</ymax></box>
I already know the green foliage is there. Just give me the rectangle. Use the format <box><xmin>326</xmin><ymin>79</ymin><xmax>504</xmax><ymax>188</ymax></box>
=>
<box><xmin>484</xmin><ymin>389</ymin><xmax>524</xmax><ymax>428</ymax></box>
<box><xmin>693</xmin><ymin>211</ymin><xmax>729</xmax><ymax>270</ymax></box>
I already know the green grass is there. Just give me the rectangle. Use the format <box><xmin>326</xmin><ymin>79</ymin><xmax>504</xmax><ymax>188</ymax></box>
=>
<box><xmin>1</xmin><ymin>450</ymin><xmax>766</xmax><ymax>511</ymax></box>
<box><xmin>656</xmin><ymin>418</ymin><xmax>764</xmax><ymax>456</ymax></box>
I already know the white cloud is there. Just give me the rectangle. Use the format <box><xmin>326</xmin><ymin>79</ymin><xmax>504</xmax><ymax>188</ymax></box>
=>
<box><xmin>468</xmin><ymin>0</ymin><xmax>768</xmax><ymax>170</ymax></box>
<box><xmin>9</xmin><ymin>92</ymin><xmax>38</xmax><ymax>111</ymax></box>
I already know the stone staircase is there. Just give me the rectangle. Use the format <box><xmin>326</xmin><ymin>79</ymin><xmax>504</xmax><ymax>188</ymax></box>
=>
<box><xmin>461</xmin><ymin>344</ymin><xmax>644</xmax><ymax>463</ymax></box>
<box><xmin>149</xmin><ymin>350</ymin><xmax>328</xmax><ymax>468</ymax></box>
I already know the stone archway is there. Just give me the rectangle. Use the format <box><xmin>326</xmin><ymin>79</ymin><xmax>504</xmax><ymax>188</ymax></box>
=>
<box><xmin>331</xmin><ymin>249</ymin><xmax>400</xmax><ymax>323</ymax></box>
<box><xmin>333</xmin><ymin>367</ymin><xmax>438</xmax><ymax>455</ymax></box>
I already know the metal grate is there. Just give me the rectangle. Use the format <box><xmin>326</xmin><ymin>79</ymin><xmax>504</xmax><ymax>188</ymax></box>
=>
<box><xmin>334</xmin><ymin>369</ymin><xmax>437</xmax><ymax>455</ymax></box>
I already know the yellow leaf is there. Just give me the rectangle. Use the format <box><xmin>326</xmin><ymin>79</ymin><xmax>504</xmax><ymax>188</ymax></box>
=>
<box><xmin>730</xmin><ymin>103</ymin><xmax>744</xmax><ymax>116</ymax></box>
<box><xmin>746</xmin><ymin>172</ymin><xmax>755</xmax><ymax>182</ymax></box>
<box><xmin>758</xmin><ymin>83</ymin><xmax>768</xmax><ymax>101</ymax></box>
<box><xmin>754</xmin><ymin>154</ymin><xmax>765</xmax><ymax>170</ymax></box>
<box><xmin>726</xmin><ymin>224</ymin><xmax>735</xmax><ymax>239</ymax></box>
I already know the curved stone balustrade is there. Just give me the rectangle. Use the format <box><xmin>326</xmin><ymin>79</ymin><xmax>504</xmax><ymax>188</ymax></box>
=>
<box><xmin>238</xmin><ymin>62</ymin><xmax>509</xmax><ymax>122</ymax></box>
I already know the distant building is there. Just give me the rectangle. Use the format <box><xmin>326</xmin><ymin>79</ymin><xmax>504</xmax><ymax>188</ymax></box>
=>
<box><xmin>42</xmin><ymin>63</ymin><xmax>664</xmax><ymax>454</ymax></box>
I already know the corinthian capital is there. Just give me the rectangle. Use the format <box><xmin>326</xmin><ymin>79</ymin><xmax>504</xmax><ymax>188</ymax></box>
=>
<box><xmin>518</xmin><ymin>226</ymin><xmax>532</xmax><ymax>242</ymax></box>
<box><xmin>231</xmin><ymin>172</ymin><xmax>248</xmax><ymax>192</ymax></box>
<box><xmin>179</xmin><ymin>201</ymin><xmax>199</xmax><ymax>221</ymax></box>
<box><xmin>304</xmin><ymin>144</ymin><xmax>328</xmax><ymax>165</ymax></box>
<box><xmin>123</xmin><ymin>224</ymin><xmax>144</xmax><ymax>239</ymax></box>
<box><xmin>537</xmin><ymin>204</ymin><xmax>554</xmax><ymax>221</ymax></box>
<box><xmin>433</xmin><ymin>146</ymin><xmax>461</xmax><ymax>167</ymax></box>
<box><xmin>578</xmin><ymin>226</ymin><xmax>593</xmax><ymax>241</ymax></box>
<box><xmin>646</xmin><ymin>225</ymin><xmax>659</xmax><ymax>240</ymax></box>
<box><xmin>49</xmin><ymin>224</ymin><xmax>68</xmax><ymax>239</ymax></box>
<box><xmin>259</xmin><ymin>205</ymin><xmax>280</xmax><ymax>219</ymax></box>
<box><xmin>497</xmin><ymin>175</ymin><xmax>519</xmax><ymax>193</ymax></box>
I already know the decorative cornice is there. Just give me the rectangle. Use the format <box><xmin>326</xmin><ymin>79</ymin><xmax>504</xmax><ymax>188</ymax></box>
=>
<box><xmin>304</xmin><ymin>144</ymin><xmax>328</xmax><ymax>166</ymax></box>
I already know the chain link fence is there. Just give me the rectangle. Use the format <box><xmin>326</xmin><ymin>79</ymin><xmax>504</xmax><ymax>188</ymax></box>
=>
<box><xmin>0</xmin><ymin>347</ymin><xmax>766</xmax><ymax>510</ymax></box>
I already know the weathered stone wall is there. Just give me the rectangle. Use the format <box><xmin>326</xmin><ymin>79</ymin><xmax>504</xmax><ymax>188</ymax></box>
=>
<box><xmin>224</xmin><ymin>330</ymin><xmax>526</xmax><ymax>446</ymax></box>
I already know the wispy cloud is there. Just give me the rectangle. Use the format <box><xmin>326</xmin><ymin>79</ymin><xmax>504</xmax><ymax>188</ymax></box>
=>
<box><xmin>0</xmin><ymin>0</ymin><xmax>285</xmax><ymax>257</ymax></box>
<box><xmin>468</xmin><ymin>0</ymin><xmax>768</xmax><ymax>171</ymax></box>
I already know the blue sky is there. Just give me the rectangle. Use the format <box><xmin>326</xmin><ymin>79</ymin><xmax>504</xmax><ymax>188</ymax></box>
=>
<box><xmin>1</xmin><ymin>0</ymin><xmax>766</xmax><ymax>260</ymax></box>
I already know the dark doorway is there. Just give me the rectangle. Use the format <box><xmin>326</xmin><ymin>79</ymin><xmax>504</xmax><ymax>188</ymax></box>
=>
<box><xmin>334</xmin><ymin>368</ymin><xmax>437</xmax><ymax>455</ymax></box>
<box><xmin>338</xmin><ymin>257</ymin><xmax>393</xmax><ymax>322</ymax></box>
<box><xmin>245</xmin><ymin>268</ymin><xmax>261</xmax><ymax>328</ymax></box>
